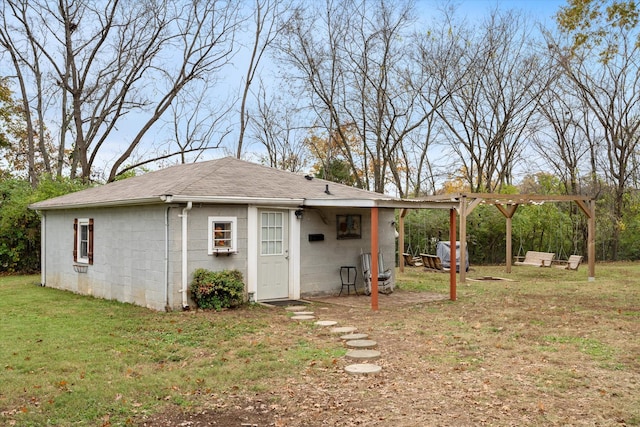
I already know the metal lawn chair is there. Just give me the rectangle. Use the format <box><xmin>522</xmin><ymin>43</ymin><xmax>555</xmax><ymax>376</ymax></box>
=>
<box><xmin>360</xmin><ymin>251</ymin><xmax>394</xmax><ymax>295</ymax></box>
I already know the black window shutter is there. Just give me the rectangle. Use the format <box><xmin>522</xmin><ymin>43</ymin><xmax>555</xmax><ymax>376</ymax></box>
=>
<box><xmin>73</xmin><ymin>218</ymin><xmax>78</xmax><ymax>262</ymax></box>
<box><xmin>88</xmin><ymin>218</ymin><xmax>94</xmax><ymax>265</ymax></box>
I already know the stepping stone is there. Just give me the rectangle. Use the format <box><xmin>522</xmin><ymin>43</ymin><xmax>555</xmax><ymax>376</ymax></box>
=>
<box><xmin>290</xmin><ymin>315</ymin><xmax>315</xmax><ymax>321</ymax></box>
<box><xmin>330</xmin><ymin>326</ymin><xmax>357</xmax><ymax>334</ymax></box>
<box><xmin>315</xmin><ymin>320</ymin><xmax>338</xmax><ymax>327</ymax></box>
<box><xmin>345</xmin><ymin>339</ymin><xmax>377</xmax><ymax>349</ymax></box>
<box><xmin>292</xmin><ymin>311</ymin><xmax>314</xmax><ymax>316</ymax></box>
<box><xmin>344</xmin><ymin>364</ymin><xmax>382</xmax><ymax>375</ymax></box>
<box><xmin>340</xmin><ymin>333</ymin><xmax>368</xmax><ymax>341</ymax></box>
<box><xmin>345</xmin><ymin>349</ymin><xmax>381</xmax><ymax>361</ymax></box>
<box><xmin>285</xmin><ymin>305</ymin><xmax>308</xmax><ymax>312</ymax></box>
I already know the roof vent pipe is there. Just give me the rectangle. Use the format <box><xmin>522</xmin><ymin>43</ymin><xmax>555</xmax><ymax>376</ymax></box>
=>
<box><xmin>325</xmin><ymin>184</ymin><xmax>330</xmax><ymax>195</ymax></box>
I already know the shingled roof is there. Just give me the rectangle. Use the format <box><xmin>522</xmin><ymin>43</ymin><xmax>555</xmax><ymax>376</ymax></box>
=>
<box><xmin>30</xmin><ymin>157</ymin><xmax>402</xmax><ymax>210</ymax></box>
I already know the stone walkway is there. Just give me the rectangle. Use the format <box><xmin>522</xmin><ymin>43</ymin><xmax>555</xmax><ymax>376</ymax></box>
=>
<box><xmin>285</xmin><ymin>305</ymin><xmax>382</xmax><ymax>375</ymax></box>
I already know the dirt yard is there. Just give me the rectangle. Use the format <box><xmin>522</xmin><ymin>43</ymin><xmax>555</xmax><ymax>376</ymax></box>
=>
<box><xmin>139</xmin><ymin>266</ymin><xmax>639</xmax><ymax>426</ymax></box>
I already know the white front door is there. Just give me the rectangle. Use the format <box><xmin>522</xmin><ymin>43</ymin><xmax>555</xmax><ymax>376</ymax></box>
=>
<box><xmin>257</xmin><ymin>210</ymin><xmax>289</xmax><ymax>300</ymax></box>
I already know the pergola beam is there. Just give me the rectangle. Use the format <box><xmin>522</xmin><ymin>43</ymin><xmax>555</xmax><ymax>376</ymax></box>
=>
<box><xmin>384</xmin><ymin>193</ymin><xmax>595</xmax><ymax>311</ymax></box>
<box><xmin>396</xmin><ymin>193</ymin><xmax>596</xmax><ymax>288</ymax></box>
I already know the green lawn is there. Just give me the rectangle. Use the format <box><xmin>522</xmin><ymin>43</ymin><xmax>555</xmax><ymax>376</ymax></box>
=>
<box><xmin>1</xmin><ymin>263</ymin><xmax>639</xmax><ymax>426</ymax></box>
<box><xmin>0</xmin><ymin>275</ymin><xmax>342</xmax><ymax>426</ymax></box>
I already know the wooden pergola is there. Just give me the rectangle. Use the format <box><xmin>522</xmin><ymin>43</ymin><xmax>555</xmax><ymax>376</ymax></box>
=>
<box><xmin>367</xmin><ymin>198</ymin><xmax>461</xmax><ymax>311</ymax></box>
<box><xmin>396</xmin><ymin>193</ymin><xmax>596</xmax><ymax>286</ymax></box>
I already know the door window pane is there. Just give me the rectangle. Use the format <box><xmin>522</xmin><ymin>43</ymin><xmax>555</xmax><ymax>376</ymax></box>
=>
<box><xmin>261</xmin><ymin>212</ymin><xmax>284</xmax><ymax>255</ymax></box>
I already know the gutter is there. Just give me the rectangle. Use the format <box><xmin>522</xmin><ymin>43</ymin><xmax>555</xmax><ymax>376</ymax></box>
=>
<box><xmin>166</xmin><ymin>195</ymin><xmax>304</xmax><ymax>206</ymax></box>
<box><xmin>179</xmin><ymin>201</ymin><xmax>193</xmax><ymax>310</ymax></box>
<box><xmin>29</xmin><ymin>197</ymin><xmax>164</xmax><ymax>211</ymax></box>
<box><xmin>29</xmin><ymin>195</ymin><xmax>305</xmax><ymax>211</ymax></box>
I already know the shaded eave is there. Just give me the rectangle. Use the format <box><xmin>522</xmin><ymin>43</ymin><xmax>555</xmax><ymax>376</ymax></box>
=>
<box><xmin>303</xmin><ymin>198</ymin><xmax>451</xmax><ymax>209</ymax></box>
<box><xmin>424</xmin><ymin>192</ymin><xmax>593</xmax><ymax>204</ymax></box>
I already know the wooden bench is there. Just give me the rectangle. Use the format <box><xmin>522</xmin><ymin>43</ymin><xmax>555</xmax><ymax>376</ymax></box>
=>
<box><xmin>555</xmin><ymin>254</ymin><xmax>584</xmax><ymax>271</ymax></box>
<box><xmin>514</xmin><ymin>251</ymin><xmax>555</xmax><ymax>267</ymax></box>
<box><xmin>420</xmin><ymin>253</ymin><xmax>448</xmax><ymax>272</ymax></box>
<box><xmin>402</xmin><ymin>253</ymin><xmax>423</xmax><ymax>267</ymax></box>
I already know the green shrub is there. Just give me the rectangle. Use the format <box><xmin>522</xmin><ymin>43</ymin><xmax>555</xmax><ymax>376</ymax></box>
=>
<box><xmin>190</xmin><ymin>268</ymin><xmax>245</xmax><ymax>310</ymax></box>
<box><xmin>0</xmin><ymin>176</ymin><xmax>87</xmax><ymax>273</ymax></box>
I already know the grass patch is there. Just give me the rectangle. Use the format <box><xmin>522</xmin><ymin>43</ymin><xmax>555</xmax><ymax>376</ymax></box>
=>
<box><xmin>541</xmin><ymin>335</ymin><xmax>615</xmax><ymax>361</ymax></box>
<box><xmin>2</xmin><ymin>262</ymin><xmax>640</xmax><ymax>426</ymax></box>
<box><xmin>0</xmin><ymin>276</ymin><xmax>342</xmax><ymax>426</ymax></box>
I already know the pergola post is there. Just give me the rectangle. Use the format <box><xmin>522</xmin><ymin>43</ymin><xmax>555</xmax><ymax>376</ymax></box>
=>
<box><xmin>574</xmin><ymin>198</ymin><xmax>596</xmax><ymax>281</ymax></box>
<box><xmin>371</xmin><ymin>206</ymin><xmax>379</xmax><ymax>310</ymax></box>
<box><xmin>449</xmin><ymin>208</ymin><xmax>457</xmax><ymax>301</ymax></box>
<box><xmin>494</xmin><ymin>204</ymin><xmax>519</xmax><ymax>273</ymax></box>
<box><xmin>458</xmin><ymin>196</ymin><xmax>481</xmax><ymax>283</ymax></box>
<box><xmin>459</xmin><ymin>196</ymin><xmax>467</xmax><ymax>283</ymax></box>
<box><xmin>506</xmin><ymin>215</ymin><xmax>512</xmax><ymax>273</ymax></box>
<box><xmin>398</xmin><ymin>208</ymin><xmax>408</xmax><ymax>273</ymax></box>
<box><xmin>588</xmin><ymin>200</ymin><xmax>596</xmax><ymax>280</ymax></box>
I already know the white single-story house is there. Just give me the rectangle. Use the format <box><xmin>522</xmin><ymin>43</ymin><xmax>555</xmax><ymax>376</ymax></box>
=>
<box><xmin>30</xmin><ymin>157</ymin><xmax>407</xmax><ymax>311</ymax></box>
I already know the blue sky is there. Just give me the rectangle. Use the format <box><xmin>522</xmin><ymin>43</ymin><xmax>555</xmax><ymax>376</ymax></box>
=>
<box><xmin>427</xmin><ymin>0</ymin><xmax>568</xmax><ymax>23</ymax></box>
<box><xmin>50</xmin><ymin>0</ymin><xmax>575</xmax><ymax>179</ymax></box>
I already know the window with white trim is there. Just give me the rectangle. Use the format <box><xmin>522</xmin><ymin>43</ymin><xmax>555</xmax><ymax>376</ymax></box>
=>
<box><xmin>261</xmin><ymin>211</ymin><xmax>283</xmax><ymax>255</ymax></box>
<box><xmin>74</xmin><ymin>218</ymin><xmax>94</xmax><ymax>264</ymax></box>
<box><xmin>208</xmin><ymin>217</ymin><xmax>237</xmax><ymax>254</ymax></box>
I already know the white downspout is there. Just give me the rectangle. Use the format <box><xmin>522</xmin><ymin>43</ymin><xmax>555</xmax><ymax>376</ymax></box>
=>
<box><xmin>164</xmin><ymin>206</ymin><xmax>171</xmax><ymax>311</ymax></box>
<box><xmin>40</xmin><ymin>211</ymin><xmax>46</xmax><ymax>287</ymax></box>
<box><xmin>180</xmin><ymin>202</ymin><xmax>192</xmax><ymax>310</ymax></box>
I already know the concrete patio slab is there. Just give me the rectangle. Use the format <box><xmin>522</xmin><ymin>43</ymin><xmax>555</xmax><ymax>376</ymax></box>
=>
<box><xmin>309</xmin><ymin>290</ymin><xmax>447</xmax><ymax>309</ymax></box>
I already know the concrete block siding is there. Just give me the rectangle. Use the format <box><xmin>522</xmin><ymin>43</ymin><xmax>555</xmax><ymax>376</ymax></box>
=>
<box><xmin>41</xmin><ymin>203</ymin><xmax>396</xmax><ymax>310</ymax></box>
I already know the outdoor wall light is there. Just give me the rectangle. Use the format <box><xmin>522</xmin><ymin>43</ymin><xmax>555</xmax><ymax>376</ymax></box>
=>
<box><xmin>295</xmin><ymin>209</ymin><xmax>304</xmax><ymax>219</ymax></box>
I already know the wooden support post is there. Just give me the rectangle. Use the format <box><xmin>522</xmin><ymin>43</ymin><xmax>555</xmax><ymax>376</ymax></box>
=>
<box><xmin>494</xmin><ymin>204</ymin><xmax>519</xmax><ymax>274</ymax></box>
<box><xmin>371</xmin><ymin>207</ymin><xmax>379</xmax><ymax>310</ymax></box>
<box><xmin>588</xmin><ymin>200</ymin><xmax>596</xmax><ymax>280</ymax></box>
<box><xmin>459</xmin><ymin>196</ymin><xmax>467</xmax><ymax>283</ymax></box>
<box><xmin>449</xmin><ymin>208</ymin><xmax>457</xmax><ymax>301</ymax></box>
<box><xmin>459</xmin><ymin>196</ymin><xmax>481</xmax><ymax>282</ymax></box>
<box><xmin>575</xmin><ymin>199</ymin><xmax>596</xmax><ymax>281</ymax></box>
<box><xmin>506</xmin><ymin>216</ymin><xmax>512</xmax><ymax>273</ymax></box>
<box><xmin>399</xmin><ymin>208</ymin><xmax>407</xmax><ymax>273</ymax></box>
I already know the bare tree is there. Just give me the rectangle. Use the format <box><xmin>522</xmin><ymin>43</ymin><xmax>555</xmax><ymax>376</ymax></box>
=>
<box><xmin>172</xmin><ymin>100</ymin><xmax>232</xmax><ymax>165</ymax></box>
<box><xmin>236</xmin><ymin>0</ymin><xmax>289</xmax><ymax>159</ymax></box>
<box><xmin>0</xmin><ymin>0</ymin><xmax>241</xmax><ymax>184</ymax></box>
<box><xmin>250</xmin><ymin>81</ymin><xmax>308</xmax><ymax>172</ymax></box>
<box><xmin>340</xmin><ymin>0</ymin><xmax>425</xmax><ymax>195</ymax></box>
<box><xmin>275</xmin><ymin>0</ymin><xmax>362</xmax><ymax>185</ymax></box>
<box><xmin>437</xmin><ymin>9</ymin><xmax>555</xmax><ymax>192</ymax></box>
<box><xmin>402</xmin><ymin>5</ymin><xmax>469</xmax><ymax>197</ymax></box>
<box><xmin>0</xmin><ymin>0</ymin><xmax>52</xmax><ymax>185</ymax></box>
<box><xmin>276</xmin><ymin>0</ymin><xmax>428</xmax><ymax>195</ymax></box>
<box><xmin>549</xmin><ymin>30</ymin><xmax>640</xmax><ymax>259</ymax></box>
<box><xmin>532</xmin><ymin>72</ymin><xmax>597</xmax><ymax>195</ymax></box>
<box><xmin>113</xmin><ymin>77</ymin><xmax>235</xmax><ymax>179</ymax></box>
